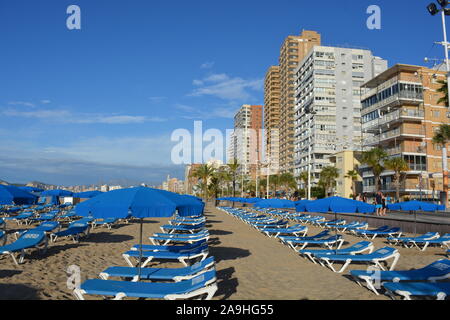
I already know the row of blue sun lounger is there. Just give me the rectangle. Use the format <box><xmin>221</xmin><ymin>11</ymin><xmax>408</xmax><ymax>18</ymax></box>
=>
<box><xmin>219</xmin><ymin>206</ymin><xmax>450</xmax><ymax>300</ymax></box>
<box><xmin>73</xmin><ymin>215</ymin><xmax>218</xmax><ymax>300</ymax></box>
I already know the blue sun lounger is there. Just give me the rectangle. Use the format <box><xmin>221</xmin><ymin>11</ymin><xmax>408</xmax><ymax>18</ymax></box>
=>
<box><xmin>353</xmin><ymin>227</ymin><xmax>402</xmax><ymax>239</ymax></box>
<box><xmin>0</xmin><ymin>230</ymin><xmax>47</xmax><ymax>265</ymax></box>
<box><xmin>57</xmin><ymin>210</ymin><xmax>77</xmax><ymax>221</ymax></box>
<box><xmin>406</xmin><ymin>234</ymin><xmax>450</xmax><ymax>251</ymax></box>
<box><xmin>350</xmin><ymin>259</ymin><xmax>450</xmax><ymax>295</ymax></box>
<box><xmin>253</xmin><ymin>220</ymin><xmax>288</xmax><ymax>229</ymax></box>
<box><xmin>73</xmin><ymin>269</ymin><xmax>218</xmax><ymax>300</ymax></box>
<box><xmin>33</xmin><ymin>212</ymin><xmax>57</xmax><ymax>222</ymax></box>
<box><xmin>150</xmin><ymin>233</ymin><xmax>210</xmax><ymax>246</ymax></box>
<box><xmin>316</xmin><ymin>219</ymin><xmax>346</xmax><ymax>227</ymax></box>
<box><xmin>92</xmin><ymin>218</ymin><xmax>119</xmax><ymax>230</ymax></box>
<box><xmin>50</xmin><ymin>221</ymin><xmax>90</xmax><ymax>243</ymax></box>
<box><xmin>279</xmin><ymin>230</ymin><xmax>330</xmax><ymax>244</ymax></box>
<box><xmin>131</xmin><ymin>240</ymin><xmax>207</xmax><ymax>253</ymax></box>
<box><xmin>5</xmin><ymin>212</ymin><xmax>34</xmax><ymax>225</ymax></box>
<box><xmin>15</xmin><ymin>221</ymin><xmax>61</xmax><ymax>239</ymax></box>
<box><xmin>387</xmin><ymin>232</ymin><xmax>440</xmax><ymax>247</ymax></box>
<box><xmin>261</xmin><ymin>225</ymin><xmax>308</xmax><ymax>238</ymax></box>
<box><xmin>123</xmin><ymin>244</ymin><xmax>209</xmax><ymax>268</ymax></box>
<box><xmin>160</xmin><ymin>223</ymin><xmax>205</xmax><ymax>234</ymax></box>
<box><xmin>334</xmin><ymin>222</ymin><xmax>368</xmax><ymax>232</ymax></box>
<box><xmin>284</xmin><ymin>235</ymin><xmax>344</xmax><ymax>251</ymax></box>
<box><xmin>100</xmin><ymin>256</ymin><xmax>215</xmax><ymax>282</ymax></box>
<box><xmin>317</xmin><ymin>247</ymin><xmax>400</xmax><ymax>273</ymax></box>
<box><xmin>299</xmin><ymin>241</ymin><xmax>374</xmax><ymax>263</ymax></box>
<box><xmin>383</xmin><ymin>281</ymin><xmax>450</xmax><ymax>300</ymax></box>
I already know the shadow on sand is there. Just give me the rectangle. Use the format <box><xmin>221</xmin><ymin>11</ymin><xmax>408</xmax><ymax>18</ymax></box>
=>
<box><xmin>85</xmin><ymin>232</ymin><xmax>134</xmax><ymax>243</ymax></box>
<box><xmin>209</xmin><ymin>246</ymin><xmax>250</xmax><ymax>263</ymax></box>
<box><xmin>0</xmin><ymin>269</ymin><xmax>22</xmax><ymax>279</ymax></box>
<box><xmin>209</xmin><ymin>229</ymin><xmax>233</xmax><ymax>236</ymax></box>
<box><xmin>215</xmin><ymin>267</ymin><xmax>238</xmax><ymax>300</ymax></box>
<box><xmin>0</xmin><ymin>283</ymin><xmax>40</xmax><ymax>299</ymax></box>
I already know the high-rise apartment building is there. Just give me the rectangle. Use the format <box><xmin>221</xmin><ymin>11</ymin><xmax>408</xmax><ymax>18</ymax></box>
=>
<box><xmin>279</xmin><ymin>30</ymin><xmax>321</xmax><ymax>173</ymax></box>
<box><xmin>264</xmin><ymin>66</ymin><xmax>281</xmax><ymax>173</ymax></box>
<box><xmin>229</xmin><ymin>105</ymin><xmax>263</xmax><ymax>179</ymax></box>
<box><xmin>361</xmin><ymin>64</ymin><xmax>450</xmax><ymax>203</ymax></box>
<box><xmin>294</xmin><ymin>45</ymin><xmax>388</xmax><ymax>187</ymax></box>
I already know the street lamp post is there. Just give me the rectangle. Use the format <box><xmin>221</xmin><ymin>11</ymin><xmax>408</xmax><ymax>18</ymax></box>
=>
<box><xmin>428</xmin><ymin>1</ymin><xmax>450</xmax><ymax>208</ymax></box>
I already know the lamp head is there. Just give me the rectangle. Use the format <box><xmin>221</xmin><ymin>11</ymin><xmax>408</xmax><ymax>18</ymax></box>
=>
<box><xmin>437</xmin><ymin>0</ymin><xmax>449</xmax><ymax>8</ymax></box>
<box><xmin>427</xmin><ymin>3</ymin><xmax>440</xmax><ymax>15</ymax></box>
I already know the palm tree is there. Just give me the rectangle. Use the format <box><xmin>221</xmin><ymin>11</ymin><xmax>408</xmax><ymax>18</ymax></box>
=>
<box><xmin>216</xmin><ymin>168</ymin><xmax>231</xmax><ymax>197</ymax></box>
<box><xmin>436</xmin><ymin>79</ymin><xmax>448</xmax><ymax>107</ymax></box>
<box><xmin>361</xmin><ymin>147</ymin><xmax>388</xmax><ymax>192</ymax></box>
<box><xmin>384</xmin><ymin>157</ymin><xmax>410</xmax><ymax>202</ymax></box>
<box><xmin>345</xmin><ymin>169</ymin><xmax>360</xmax><ymax>200</ymax></box>
<box><xmin>432</xmin><ymin>124</ymin><xmax>450</xmax><ymax>206</ymax></box>
<box><xmin>208</xmin><ymin>175</ymin><xmax>221</xmax><ymax>201</ymax></box>
<box><xmin>269</xmin><ymin>174</ymin><xmax>281</xmax><ymax>197</ymax></box>
<box><xmin>297</xmin><ymin>171</ymin><xmax>310</xmax><ymax>200</ymax></box>
<box><xmin>226</xmin><ymin>159</ymin><xmax>240</xmax><ymax>197</ymax></box>
<box><xmin>279</xmin><ymin>173</ymin><xmax>297</xmax><ymax>198</ymax></box>
<box><xmin>191</xmin><ymin>164</ymin><xmax>215</xmax><ymax>200</ymax></box>
<box><xmin>319</xmin><ymin>166</ymin><xmax>339</xmax><ymax>197</ymax></box>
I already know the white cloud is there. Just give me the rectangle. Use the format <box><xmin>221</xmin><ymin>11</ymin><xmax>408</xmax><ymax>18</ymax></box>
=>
<box><xmin>41</xmin><ymin>100</ymin><xmax>51</xmax><ymax>104</ymax></box>
<box><xmin>8</xmin><ymin>101</ymin><xmax>36</xmax><ymax>107</ymax></box>
<box><xmin>1</xmin><ymin>108</ymin><xmax>167</xmax><ymax>124</ymax></box>
<box><xmin>200</xmin><ymin>61</ymin><xmax>215</xmax><ymax>69</ymax></box>
<box><xmin>189</xmin><ymin>73</ymin><xmax>263</xmax><ymax>101</ymax></box>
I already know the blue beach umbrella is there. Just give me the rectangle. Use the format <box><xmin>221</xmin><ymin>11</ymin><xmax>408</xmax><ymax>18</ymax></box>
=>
<box><xmin>295</xmin><ymin>200</ymin><xmax>313</xmax><ymax>212</ymax></box>
<box><xmin>254</xmin><ymin>199</ymin><xmax>296</xmax><ymax>209</ymax></box>
<box><xmin>73</xmin><ymin>191</ymin><xmax>104</xmax><ymax>199</ymax></box>
<box><xmin>0</xmin><ymin>185</ymin><xmax>37</xmax><ymax>205</ymax></box>
<box><xmin>75</xmin><ymin>187</ymin><xmax>202</xmax><ymax>280</ymax></box>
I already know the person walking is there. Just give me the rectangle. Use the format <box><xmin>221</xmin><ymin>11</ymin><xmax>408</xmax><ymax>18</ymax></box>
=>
<box><xmin>375</xmin><ymin>191</ymin><xmax>383</xmax><ymax>216</ymax></box>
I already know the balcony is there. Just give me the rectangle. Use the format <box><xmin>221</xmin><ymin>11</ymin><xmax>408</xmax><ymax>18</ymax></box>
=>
<box><xmin>363</xmin><ymin>127</ymin><xmax>425</xmax><ymax>146</ymax></box>
<box><xmin>379</xmin><ymin>109</ymin><xmax>424</xmax><ymax>126</ymax></box>
<box><xmin>385</xmin><ymin>144</ymin><xmax>427</xmax><ymax>156</ymax></box>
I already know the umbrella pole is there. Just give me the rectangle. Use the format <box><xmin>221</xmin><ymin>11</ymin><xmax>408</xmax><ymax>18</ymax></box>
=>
<box><xmin>335</xmin><ymin>212</ymin><xmax>338</xmax><ymax>255</ymax></box>
<box><xmin>138</xmin><ymin>218</ymin><xmax>143</xmax><ymax>281</ymax></box>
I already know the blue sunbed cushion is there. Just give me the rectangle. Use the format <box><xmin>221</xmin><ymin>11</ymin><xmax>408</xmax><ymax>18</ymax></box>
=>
<box><xmin>0</xmin><ymin>230</ymin><xmax>45</xmax><ymax>253</ymax></box>
<box><xmin>125</xmin><ymin>244</ymin><xmax>208</xmax><ymax>259</ymax></box>
<box><xmin>350</xmin><ymin>259</ymin><xmax>450</xmax><ymax>282</ymax></box>
<box><xmin>80</xmin><ymin>269</ymin><xmax>216</xmax><ymax>298</ymax></box>
<box><xmin>383</xmin><ymin>281</ymin><xmax>450</xmax><ymax>297</ymax></box>
<box><xmin>102</xmin><ymin>257</ymin><xmax>215</xmax><ymax>280</ymax></box>
<box><xmin>301</xmin><ymin>241</ymin><xmax>372</xmax><ymax>256</ymax></box>
<box><xmin>321</xmin><ymin>247</ymin><xmax>397</xmax><ymax>262</ymax></box>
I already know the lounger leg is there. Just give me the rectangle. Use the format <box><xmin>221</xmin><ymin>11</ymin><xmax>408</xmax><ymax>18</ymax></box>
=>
<box><xmin>122</xmin><ymin>254</ymin><xmax>135</xmax><ymax>267</ymax></box>
<box><xmin>336</xmin><ymin>259</ymin><xmax>352</xmax><ymax>273</ymax></box>
<box><xmin>141</xmin><ymin>257</ymin><xmax>153</xmax><ymax>268</ymax></box>
<box><xmin>389</xmin><ymin>253</ymin><xmax>400</xmax><ymax>271</ymax></box>
<box><xmin>73</xmin><ymin>288</ymin><xmax>85</xmax><ymax>300</ymax></box>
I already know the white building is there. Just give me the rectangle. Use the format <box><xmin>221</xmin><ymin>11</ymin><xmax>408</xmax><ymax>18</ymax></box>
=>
<box><xmin>294</xmin><ymin>46</ymin><xmax>388</xmax><ymax>185</ymax></box>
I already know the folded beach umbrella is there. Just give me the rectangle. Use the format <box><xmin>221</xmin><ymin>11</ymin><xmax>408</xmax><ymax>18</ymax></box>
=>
<box><xmin>396</xmin><ymin>201</ymin><xmax>441</xmax><ymax>212</ymax></box>
<box><xmin>295</xmin><ymin>200</ymin><xmax>313</xmax><ymax>212</ymax></box>
<box><xmin>0</xmin><ymin>185</ymin><xmax>37</xmax><ymax>205</ymax></box>
<box><xmin>73</xmin><ymin>191</ymin><xmax>104</xmax><ymax>199</ymax></box>
<box><xmin>254</xmin><ymin>199</ymin><xmax>295</xmax><ymax>209</ymax></box>
<box><xmin>153</xmin><ymin>189</ymin><xmax>204</xmax><ymax>217</ymax></box>
<box><xmin>304</xmin><ymin>196</ymin><xmax>375</xmax><ymax>214</ymax></box>
<box><xmin>240</xmin><ymin>198</ymin><xmax>262</xmax><ymax>204</ymax></box>
<box><xmin>41</xmin><ymin>189</ymin><xmax>74</xmax><ymax>197</ymax></box>
<box><xmin>75</xmin><ymin>187</ymin><xmax>203</xmax><ymax>280</ymax></box>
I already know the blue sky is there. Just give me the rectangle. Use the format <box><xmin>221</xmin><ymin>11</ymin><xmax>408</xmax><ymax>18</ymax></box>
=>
<box><xmin>0</xmin><ymin>0</ymin><xmax>446</xmax><ymax>186</ymax></box>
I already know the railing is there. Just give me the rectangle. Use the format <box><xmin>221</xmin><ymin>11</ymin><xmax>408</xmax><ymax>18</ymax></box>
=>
<box><xmin>379</xmin><ymin>109</ymin><xmax>424</xmax><ymax>126</ymax></box>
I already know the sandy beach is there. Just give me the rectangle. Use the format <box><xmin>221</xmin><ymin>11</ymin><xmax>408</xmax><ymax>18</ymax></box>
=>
<box><xmin>0</xmin><ymin>204</ymin><xmax>447</xmax><ymax>300</ymax></box>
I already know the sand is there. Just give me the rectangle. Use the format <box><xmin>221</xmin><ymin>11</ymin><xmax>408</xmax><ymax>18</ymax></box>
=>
<box><xmin>0</xmin><ymin>204</ymin><xmax>447</xmax><ymax>300</ymax></box>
